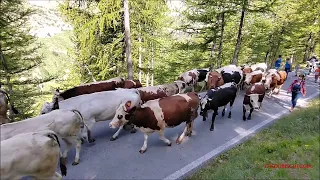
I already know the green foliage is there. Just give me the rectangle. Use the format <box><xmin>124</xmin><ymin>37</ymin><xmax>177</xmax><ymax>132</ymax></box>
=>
<box><xmin>0</xmin><ymin>0</ymin><xmax>57</xmax><ymax>120</ymax></box>
<box><xmin>186</xmin><ymin>97</ymin><xmax>320</xmax><ymax>180</ymax></box>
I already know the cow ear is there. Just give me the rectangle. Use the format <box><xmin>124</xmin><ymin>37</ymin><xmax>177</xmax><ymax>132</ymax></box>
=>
<box><xmin>125</xmin><ymin>101</ymin><xmax>132</xmax><ymax>110</ymax></box>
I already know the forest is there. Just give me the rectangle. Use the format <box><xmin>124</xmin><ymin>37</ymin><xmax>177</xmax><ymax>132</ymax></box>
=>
<box><xmin>1</xmin><ymin>0</ymin><xmax>319</xmax><ymax>121</ymax></box>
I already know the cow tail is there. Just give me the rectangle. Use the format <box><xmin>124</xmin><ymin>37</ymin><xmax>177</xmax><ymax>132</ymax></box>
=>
<box><xmin>47</xmin><ymin>132</ymin><xmax>67</xmax><ymax>176</ymax></box>
<box><xmin>70</xmin><ymin>109</ymin><xmax>93</xmax><ymax>143</ymax></box>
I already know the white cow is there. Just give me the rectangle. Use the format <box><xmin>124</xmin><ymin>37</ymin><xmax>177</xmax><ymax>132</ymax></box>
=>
<box><xmin>1</xmin><ymin>130</ymin><xmax>67</xmax><ymax>180</ymax></box>
<box><xmin>40</xmin><ymin>88</ymin><xmax>142</xmax><ymax>141</ymax></box>
<box><xmin>1</xmin><ymin>109</ymin><xmax>86</xmax><ymax>165</ymax></box>
<box><xmin>250</xmin><ymin>63</ymin><xmax>268</xmax><ymax>73</ymax></box>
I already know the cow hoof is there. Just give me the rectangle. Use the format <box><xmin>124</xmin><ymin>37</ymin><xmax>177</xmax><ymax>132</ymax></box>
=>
<box><xmin>131</xmin><ymin>129</ymin><xmax>137</xmax><ymax>133</ymax></box>
<box><xmin>228</xmin><ymin>115</ymin><xmax>231</xmax><ymax>118</ymax></box>
<box><xmin>89</xmin><ymin>138</ymin><xmax>96</xmax><ymax>143</ymax></box>
<box><xmin>81</xmin><ymin>138</ymin><xmax>85</xmax><ymax>144</ymax></box>
<box><xmin>110</xmin><ymin>136</ymin><xmax>118</xmax><ymax>141</ymax></box>
<box><xmin>139</xmin><ymin>149</ymin><xmax>146</xmax><ymax>154</ymax></box>
<box><xmin>248</xmin><ymin>117</ymin><xmax>251</xmax><ymax>120</ymax></box>
<box><xmin>167</xmin><ymin>142</ymin><xmax>172</xmax><ymax>146</ymax></box>
<box><xmin>243</xmin><ymin>117</ymin><xmax>246</xmax><ymax>121</ymax></box>
<box><xmin>72</xmin><ymin>161</ymin><xmax>79</xmax><ymax>166</ymax></box>
<box><xmin>210</xmin><ymin>128</ymin><xmax>214</xmax><ymax>131</ymax></box>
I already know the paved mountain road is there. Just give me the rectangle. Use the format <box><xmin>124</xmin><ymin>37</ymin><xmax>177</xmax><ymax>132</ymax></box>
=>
<box><xmin>57</xmin><ymin>73</ymin><xmax>319</xmax><ymax>180</ymax></box>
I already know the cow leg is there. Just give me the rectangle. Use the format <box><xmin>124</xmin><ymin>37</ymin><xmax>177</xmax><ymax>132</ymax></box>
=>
<box><xmin>61</xmin><ymin>138</ymin><xmax>72</xmax><ymax>162</ymax></box>
<box><xmin>139</xmin><ymin>133</ymin><xmax>148</xmax><ymax>154</ymax></box>
<box><xmin>81</xmin><ymin>118</ymin><xmax>95</xmax><ymax>143</ymax></box>
<box><xmin>247</xmin><ymin>108</ymin><xmax>254</xmax><ymax>120</ymax></box>
<box><xmin>159</xmin><ymin>129</ymin><xmax>171</xmax><ymax>146</ymax></box>
<box><xmin>228</xmin><ymin>100</ymin><xmax>235</xmax><ymax>119</ymax></box>
<box><xmin>222</xmin><ymin>106</ymin><xmax>226</xmax><ymax>117</ymax></box>
<box><xmin>176</xmin><ymin>125</ymin><xmax>188</xmax><ymax>144</ymax></box>
<box><xmin>130</xmin><ymin>124</ymin><xmax>137</xmax><ymax>133</ymax></box>
<box><xmin>210</xmin><ymin>109</ymin><xmax>217</xmax><ymax>131</ymax></box>
<box><xmin>63</xmin><ymin>136</ymin><xmax>82</xmax><ymax>166</ymax></box>
<box><xmin>110</xmin><ymin>125</ymin><xmax>124</xmax><ymax>141</ymax></box>
<box><xmin>186</xmin><ymin>120</ymin><xmax>193</xmax><ymax>137</ymax></box>
<box><xmin>243</xmin><ymin>105</ymin><xmax>247</xmax><ymax>121</ymax></box>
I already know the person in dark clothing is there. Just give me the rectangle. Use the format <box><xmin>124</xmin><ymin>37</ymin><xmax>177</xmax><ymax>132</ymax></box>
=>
<box><xmin>284</xmin><ymin>58</ymin><xmax>291</xmax><ymax>80</ymax></box>
<box><xmin>275</xmin><ymin>55</ymin><xmax>282</xmax><ymax>70</ymax></box>
<box><xmin>287</xmin><ymin>74</ymin><xmax>307</xmax><ymax>112</ymax></box>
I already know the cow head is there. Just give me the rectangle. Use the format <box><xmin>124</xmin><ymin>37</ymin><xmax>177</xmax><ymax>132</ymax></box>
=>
<box><xmin>263</xmin><ymin>73</ymin><xmax>279</xmax><ymax>90</ymax></box>
<box><xmin>244</xmin><ymin>73</ymin><xmax>253</xmax><ymax>85</ymax></box>
<box><xmin>174</xmin><ymin>80</ymin><xmax>187</xmax><ymax>93</ymax></box>
<box><xmin>39</xmin><ymin>102</ymin><xmax>54</xmax><ymax>115</ymax></box>
<box><xmin>246</xmin><ymin>94</ymin><xmax>260</xmax><ymax>109</ymax></box>
<box><xmin>206</xmin><ymin>71</ymin><xmax>224</xmax><ymax>89</ymax></box>
<box><xmin>51</xmin><ymin>89</ymin><xmax>64</xmax><ymax>102</ymax></box>
<box><xmin>109</xmin><ymin>100</ymin><xmax>137</xmax><ymax>129</ymax></box>
<box><xmin>199</xmin><ymin>95</ymin><xmax>211</xmax><ymax>117</ymax></box>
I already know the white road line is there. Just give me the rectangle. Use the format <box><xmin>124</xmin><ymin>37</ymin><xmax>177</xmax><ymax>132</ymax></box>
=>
<box><xmin>163</xmin><ymin>92</ymin><xmax>319</xmax><ymax>180</ymax></box>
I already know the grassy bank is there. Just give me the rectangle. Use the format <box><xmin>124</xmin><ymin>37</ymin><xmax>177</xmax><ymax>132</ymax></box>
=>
<box><xmin>186</xmin><ymin>97</ymin><xmax>320</xmax><ymax>180</ymax></box>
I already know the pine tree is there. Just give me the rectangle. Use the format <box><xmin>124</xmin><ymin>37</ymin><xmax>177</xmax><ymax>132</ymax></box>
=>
<box><xmin>0</xmin><ymin>0</ymin><xmax>54</xmax><ymax>120</ymax></box>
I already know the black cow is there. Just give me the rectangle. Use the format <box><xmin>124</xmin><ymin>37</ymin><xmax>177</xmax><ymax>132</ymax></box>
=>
<box><xmin>199</xmin><ymin>82</ymin><xmax>238</xmax><ymax>131</ymax></box>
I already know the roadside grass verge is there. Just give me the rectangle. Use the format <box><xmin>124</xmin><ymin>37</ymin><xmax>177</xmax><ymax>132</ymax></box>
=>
<box><xmin>186</xmin><ymin>97</ymin><xmax>320</xmax><ymax>180</ymax></box>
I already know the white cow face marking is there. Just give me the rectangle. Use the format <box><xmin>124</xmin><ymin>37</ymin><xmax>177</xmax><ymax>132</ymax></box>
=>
<box><xmin>199</xmin><ymin>96</ymin><xmax>211</xmax><ymax>116</ymax></box>
<box><xmin>109</xmin><ymin>101</ymin><xmax>133</xmax><ymax>128</ymax></box>
<box><xmin>245</xmin><ymin>74</ymin><xmax>253</xmax><ymax>84</ymax></box>
<box><xmin>249</xmin><ymin>94</ymin><xmax>260</xmax><ymax>109</ymax></box>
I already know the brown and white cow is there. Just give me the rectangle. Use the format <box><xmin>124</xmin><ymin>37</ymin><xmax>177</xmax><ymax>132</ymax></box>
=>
<box><xmin>243</xmin><ymin>82</ymin><xmax>266</xmax><ymax>121</ymax></box>
<box><xmin>206</xmin><ymin>65</ymin><xmax>243</xmax><ymax>91</ymax></box>
<box><xmin>243</xmin><ymin>70</ymin><xmax>264</xmax><ymax>89</ymax></box>
<box><xmin>53</xmin><ymin>77</ymin><xmax>125</xmax><ymax>102</ymax></box>
<box><xmin>123</xmin><ymin>80</ymin><xmax>143</xmax><ymax>89</ymax></box>
<box><xmin>240</xmin><ymin>63</ymin><xmax>267</xmax><ymax>90</ymax></box>
<box><xmin>0</xmin><ymin>89</ymin><xmax>19</xmax><ymax>125</ymax></box>
<box><xmin>263</xmin><ymin>69</ymin><xmax>287</xmax><ymax>96</ymax></box>
<box><xmin>109</xmin><ymin>92</ymin><xmax>200</xmax><ymax>153</ymax></box>
<box><xmin>137</xmin><ymin>80</ymin><xmax>187</xmax><ymax>103</ymax></box>
<box><xmin>1</xmin><ymin>130</ymin><xmax>67</xmax><ymax>180</ymax></box>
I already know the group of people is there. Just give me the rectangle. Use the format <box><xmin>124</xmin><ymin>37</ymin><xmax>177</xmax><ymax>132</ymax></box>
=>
<box><xmin>275</xmin><ymin>55</ymin><xmax>319</xmax><ymax>112</ymax></box>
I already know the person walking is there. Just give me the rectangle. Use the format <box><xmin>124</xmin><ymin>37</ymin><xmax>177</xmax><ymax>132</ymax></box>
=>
<box><xmin>315</xmin><ymin>65</ymin><xmax>320</xmax><ymax>83</ymax></box>
<box><xmin>275</xmin><ymin>55</ymin><xmax>282</xmax><ymax>70</ymax></box>
<box><xmin>287</xmin><ymin>74</ymin><xmax>307</xmax><ymax>112</ymax></box>
<box><xmin>284</xmin><ymin>58</ymin><xmax>291</xmax><ymax>80</ymax></box>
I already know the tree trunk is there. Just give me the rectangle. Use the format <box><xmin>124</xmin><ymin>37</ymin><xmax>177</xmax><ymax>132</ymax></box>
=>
<box><xmin>217</xmin><ymin>12</ymin><xmax>225</xmax><ymax>68</ymax></box>
<box><xmin>0</xmin><ymin>45</ymin><xmax>15</xmax><ymax>121</ymax></box>
<box><xmin>303</xmin><ymin>33</ymin><xmax>312</xmax><ymax>62</ymax></box>
<box><xmin>146</xmin><ymin>59</ymin><xmax>150</xmax><ymax>87</ymax></box>
<box><xmin>264</xmin><ymin>51</ymin><xmax>270</xmax><ymax>64</ymax></box>
<box><xmin>151</xmin><ymin>42</ymin><xmax>154</xmax><ymax>86</ymax></box>
<box><xmin>138</xmin><ymin>24</ymin><xmax>142</xmax><ymax>83</ymax></box>
<box><xmin>232</xmin><ymin>0</ymin><xmax>247</xmax><ymax>65</ymax></box>
<box><xmin>210</xmin><ymin>40</ymin><xmax>217</xmax><ymax>69</ymax></box>
<box><xmin>123</xmin><ymin>0</ymin><xmax>133</xmax><ymax>80</ymax></box>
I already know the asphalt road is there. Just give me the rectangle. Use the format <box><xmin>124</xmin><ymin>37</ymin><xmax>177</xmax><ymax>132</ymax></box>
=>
<box><xmin>57</xmin><ymin>72</ymin><xmax>319</xmax><ymax>180</ymax></box>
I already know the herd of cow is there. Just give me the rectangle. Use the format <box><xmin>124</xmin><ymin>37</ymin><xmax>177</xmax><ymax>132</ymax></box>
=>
<box><xmin>0</xmin><ymin>62</ymin><xmax>290</xmax><ymax>179</ymax></box>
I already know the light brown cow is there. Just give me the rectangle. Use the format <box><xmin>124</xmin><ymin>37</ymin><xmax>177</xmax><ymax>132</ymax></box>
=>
<box><xmin>53</xmin><ymin>77</ymin><xmax>125</xmax><ymax>102</ymax></box>
<box><xmin>1</xmin><ymin>130</ymin><xmax>67</xmax><ymax>180</ymax></box>
<box><xmin>1</xmin><ymin>109</ymin><xmax>87</xmax><ymax>165</ymax></box>
<box><xmin>206</xmin><ymin>71</ymin><xmax>225</xmax><ymax>89</ymax></box>
<box><xmin>263</xmin><ymin>69</ymin><xmax>287</xmax><ymax>96</ymax></box>
<box><xmin>243</xmin><ymin>70</ymin><xmax>263</xmax><ymax>89</ymax></box>
<box><xmin>109</xmin><ymin>92</ymin><xmax>200</xmax><ymax>153</ymax></box>
<box><xmin>123</xmin><ymin>80</ymin><xmax>143</xmax><ymax>89</ymax></box>
<box><xmin>137</xmin><ymin>80</ymin><xmax>187</xmax><ymax>103</ymax></box>
<box><xmin>243</xmin><ymin>82</ymin><xmax>266</xmax><ymax>121</ymax></box>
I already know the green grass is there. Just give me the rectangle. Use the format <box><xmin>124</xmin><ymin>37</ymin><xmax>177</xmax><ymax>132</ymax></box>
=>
<box><xmin>186</xmin><ymin>97</ymin><xmax>320</xmax><ymax>180</ymax></box>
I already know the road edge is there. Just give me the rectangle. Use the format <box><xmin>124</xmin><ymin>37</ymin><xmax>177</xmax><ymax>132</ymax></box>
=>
<box><xmin>163</xmin><ymin>92</ymin><xmax>320</xmax><ymax>180</ymax></box>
